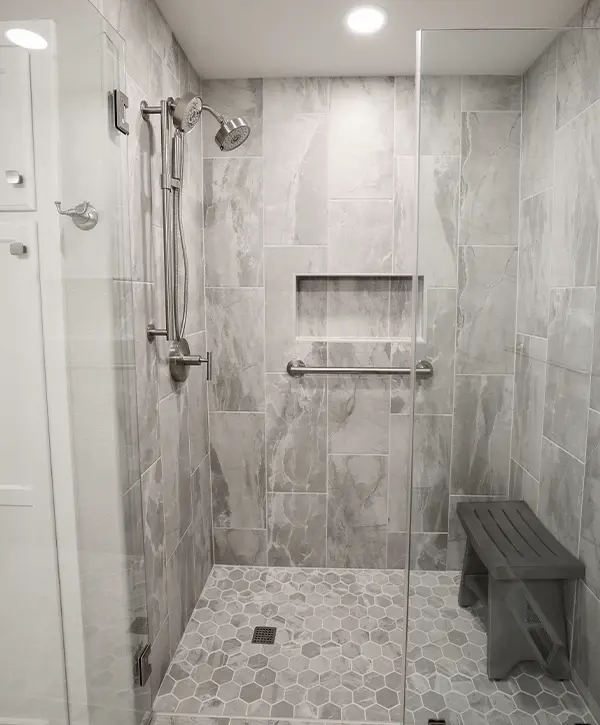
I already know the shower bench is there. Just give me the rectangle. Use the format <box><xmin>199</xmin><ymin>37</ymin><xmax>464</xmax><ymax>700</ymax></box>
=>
<box><xmin>456</xmin><ymin>500</ymin><xmax>585</xmax><ymax>681</ymax></box>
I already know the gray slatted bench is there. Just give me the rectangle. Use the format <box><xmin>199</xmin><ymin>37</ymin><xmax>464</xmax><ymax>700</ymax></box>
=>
<box><xmin>457</xmin><ymin>500</ymin><xmax>585</xmax><ymax>681</ymax></box>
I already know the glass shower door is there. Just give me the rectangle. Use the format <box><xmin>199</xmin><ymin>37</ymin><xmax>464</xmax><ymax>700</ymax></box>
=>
<box><xmin>405</xmin><ymin>26</ymin><xmax>600</xmax><ymax>725</ymax></box>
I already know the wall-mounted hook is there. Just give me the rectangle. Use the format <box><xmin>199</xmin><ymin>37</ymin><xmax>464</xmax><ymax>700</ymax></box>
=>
<box><xmin>55</xmin><ymin>200</ymin><xmax>98</xmax><ymax>231</ymax></box>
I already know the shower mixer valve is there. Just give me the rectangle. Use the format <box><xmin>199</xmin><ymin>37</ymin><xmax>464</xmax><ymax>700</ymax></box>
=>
<box><xmin>168</xmin><ymin>338</ymin><xmax>212</xmax><ymax>383</ymax></box>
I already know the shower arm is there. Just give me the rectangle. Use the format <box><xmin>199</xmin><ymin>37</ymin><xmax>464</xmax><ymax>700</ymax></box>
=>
<box><xmin>201</xmin><ymin>103</ymin><xmax>226</xmax><ymax>125</ymax></box>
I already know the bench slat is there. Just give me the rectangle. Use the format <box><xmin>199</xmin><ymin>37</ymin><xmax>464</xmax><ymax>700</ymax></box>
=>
<box><xmin>457</xmin><ymin>500</ymin><xmax>584</xmax><ymax>580</ymax></box>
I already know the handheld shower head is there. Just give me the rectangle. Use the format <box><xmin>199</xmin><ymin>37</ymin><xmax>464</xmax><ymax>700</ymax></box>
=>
<box><xmin>215</xmin><ymin>117</ymin><xmax>251</xmax><ymax>152</ymax></box>
<box><xmin>172</xmin><ymin>92</ymin><xmax>203</xmax><ymax>133</ymax></box>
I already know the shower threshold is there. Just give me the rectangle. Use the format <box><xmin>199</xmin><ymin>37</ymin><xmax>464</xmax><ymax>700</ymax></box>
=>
<box><xmin>153</xmin><ymin>566</ymin><xmax>594</xmax><ymax>725</ymax></box>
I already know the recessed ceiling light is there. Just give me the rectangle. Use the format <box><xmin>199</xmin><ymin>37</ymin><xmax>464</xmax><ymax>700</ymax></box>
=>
<box><xmin>344</xmin><ymin>5</ymin><xmax>388</xmax><ymax>35</ymax></box>
<box><xmin>5</xmin><ymin>28</ymin><xmax>48</xmax><ymax>50</ymax></box>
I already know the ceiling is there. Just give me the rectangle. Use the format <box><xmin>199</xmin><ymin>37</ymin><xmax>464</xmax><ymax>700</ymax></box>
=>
<box><xmin>155</xmin><ymin>0</ymin><xmax>587</xmax><ymax>79</ymax></box>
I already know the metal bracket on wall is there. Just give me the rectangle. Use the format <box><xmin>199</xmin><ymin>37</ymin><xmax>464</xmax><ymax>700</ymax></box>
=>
<box><xmin>113</xmin><ymin>89</ymin><xmax>130</xmax><ymax>135</ymax></box>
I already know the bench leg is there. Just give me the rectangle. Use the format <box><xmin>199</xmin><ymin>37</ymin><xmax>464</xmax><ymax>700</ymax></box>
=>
<box><xmin>458</xmin><ymin>539</ymin><xmax>486</xmax><ymax>608</ymax></box>
<box><xmin>523</xmin><ymin>581</ymin><xmax>570</xmax><ymax>680</ymax></box>
<box><xmin>487</xmin><ymin>579</ymin><xmax>533</xmax><ymax>680</ymax></box>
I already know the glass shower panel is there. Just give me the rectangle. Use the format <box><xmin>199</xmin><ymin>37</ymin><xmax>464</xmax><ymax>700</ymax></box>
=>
<box><xmin>0</xmin><ymin>3</ymin><xmax>148</xmax><ymax>725</ymax></box>
<box><xmin>405</xmin><ymin>27</ymin><xmax>600</xmax><ymax>725</ymax></box>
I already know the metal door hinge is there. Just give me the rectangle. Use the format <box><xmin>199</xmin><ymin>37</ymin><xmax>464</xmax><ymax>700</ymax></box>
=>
<box><xmin>134</xmin><ymin>643</ymin><xmax>152</xmax><ymax>688</ymax></box>
<box><xmin>113</xmin><ymin>89</ymin><xmax>130</xmax><ymax>135</ymax></box>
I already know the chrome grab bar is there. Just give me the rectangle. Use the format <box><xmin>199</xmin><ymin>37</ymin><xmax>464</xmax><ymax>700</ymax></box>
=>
<box><xmin>286</xmin><ymin>359</ymin><xmax>434</xmax><ymax>378</ymax></box>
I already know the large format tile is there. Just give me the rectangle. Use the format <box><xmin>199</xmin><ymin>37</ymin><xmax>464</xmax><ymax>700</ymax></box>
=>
<box><xmin>209</xmin><ymin>412</ymin><xmax>265</xmax><ymax>529</ymax></box>
<box><xmin>263</xmin><ymin>77</ymin><xmax>330</xmax><ymax>119</ymax></box>
<box><xmin>160</xmin><ymin>388</ymin><xmax>191</xmax><ymax>559</ymax></box>
<box><xmin>264</xmin><ymin>113</ymin><xmax>327</xmax><ymax>246</ymax></box>
<box><xmin>395</xmin><ymin>75</ymin><xmax>416</xmax><ymax>155</ymax></box>
<box><xmin>572</xmin><ymin>581</ymin><xmax>600</xmax><ymax>718</ymax></box>
<box><xmin>580</xmin><ymin>409</ymin><xmax>600</xmax><ymax>601</ymax></box>
<box><xmin>166</xmin><ymin>528</ymin><xmax>195</xmax><ymax>657</ymax></box>
<box><xmin>207</xmin><ymin>288</ymin><xmax>265</xmax><ymax>411</ymax></box>
<box><xmin>556</xmin><ymin>26</ymin><xmax>600</xmax><ymax>128</ymax></box>
<box><xmin>544</xmin><ymin>287</ymin><xmax>595</xmax><ymax>460</ymax></box>
<box><xmin>461</xmin><ymin>75</ymin><xmax>521</xmax><ymax>111</ymax></box>
<box><xmin>512</xmin><ymin>334</ymin><xmax>547</xmax><ymax>480</ymax></box>
<box><xmin>517</xmin><ymin>189</ymin><xmax>552</xmax><ymax>337</ymax></box>
<box><xmin>456</xmin><ymin>246</ymin><xmax>517</xmax><ymax>374</ymax></box>
<box><xmin>392</xmin><ymin>288</ymin><xmax>457</xmax><ymax>415</ymax></box>
<box><xmin>267</xmin><ymin>492</ymin><xmax>327</xmax><ymax>567</ymax></box>
<box><xmin>192</xmin><ymin>456</ymin><xmax>212</xmax><ymax>601</ymax></box>
<box><xmin>328</xmin><ymin>200</ymin><xmax>393</xmax><ymax>273</ymax></box>
<box><xmin>187</xmin><ymin>331</ymin><xmax>209</xmax><ymax>471</ymax></box>
<box><xmin>265</xmin><ymin>246</ymin><xmax>327</xmax><ymax>372</ymax></box>
<box><xmin>409</xmin><ymin>533</ymin><xmax>448</xmax><ymax>571</ymax></box>
<box><xmin>509</xmin><ymin>458</ymin><xmax>539</xmax><ymax>513</ymax></box>
<box><xmin>460</xmin><ymin>111</ymin><xmax>520</xmax><ymax>246</ymax></box>
<box><xmin>419</xmin><ymin>75</ymin><xmax>461</xmax><ymax>155</ymax></box>
<box><xmin>327</xmin><ymin>455</ymin><xmax>388</xmax><ymax>569</ymax></box>
<box><xmin>327</xmin><ymin>277</ymin><xmax>390</xmax><ymax>338</ymax></box>
<box><xmin>521</xmin><ymin>44</ymin><xmax>556</xmax><ymax>199</ymax></box>
<box><xmin>393</xmin><ymin>156</ymin><xmax>416</xmax><ymax>277</ymax></box>
<box><xmin>451</xmin><ymin>375</ymin><xmax>512</xmax><ymax>497</ymax></box>
<box><xmin>328</xmin><ymin>77</ymin><xmax>394</xmax><ymax>199</ymax></box>
<box><xmin>203</xmin><ymin>158</ymin><xmax>263</xmax><ymax>287</ymax></box>
<box><xmin>265</xmin><ymin>373</ymin><xmax>327</xmax><ymax>493</ymax></box>
<box><xmin>202</xmin><ymin>79</ymin><xmax>263</xmax><ymax>157</ymax></box>
<box><xmin>538</xmin><ymin>437</ymin><xmax>585</xmax><ymax>556</ymax></box>
<box><xmin>141</xmin><ymin>457</ymin><xmax>166</xmax><ymax>643</ymax></box>
<box><xmin>212</xmin><ymin>528</ymin><xmax>267</xmax><ymax>565</ymax></box>
<box><xmin>552</xmin><ymin>99</ymin><xmax>600</xmax><ymax>287</ymax></box>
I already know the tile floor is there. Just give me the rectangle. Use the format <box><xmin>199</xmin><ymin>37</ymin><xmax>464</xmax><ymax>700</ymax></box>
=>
<box><xmin>153</xmin><ymin>566</ymin><xmax>595</xmax><ymax>725</ymax></box>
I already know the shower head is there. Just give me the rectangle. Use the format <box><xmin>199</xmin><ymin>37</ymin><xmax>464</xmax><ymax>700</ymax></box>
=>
<box><xmin>172</xmin><ymin>92</ymin><xmax>203</xmax><ymax>133</ymax></box>
<box><xmin>215</xmin><ymin>117</ymin><xmax>251</xmax><ymax>152</ymax></box>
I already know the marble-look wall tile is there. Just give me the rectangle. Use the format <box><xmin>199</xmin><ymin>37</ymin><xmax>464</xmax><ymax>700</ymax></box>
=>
<box><xmin>419</xmin><ymin>76</ymin><xmax>461</xmax><ymax>155</ymax></box>
<box><xmin>207</xmin><ymin>287</ymin><xmax>265</xmax><ymax>411</ymax></box>
<box><xmin>263</xmin><ymin>77</ymin><xmax>330</xmax><ymax>119</ymax></box>
<box><xmin>393</xmin><ymin>156</ymin><xmax>416</xmax><ymax>277</ymax></box>
<box><xmin>328</xmin><ymin>200</ymin><xmax>393</xmax><ymax>273</ymax></box>
<box><xmin>456</xmin><ymin>246</ymin><xmax>517</xmax><ymax>374</ymax></box>
<box><xmin>296</xmin><ymin>277</ymin><xmax>327</xmax><ymax>338</ymax></box>
<box><xmin>544</xmin><ymin>287</ymin><xmax>595</xmax><ymax>460</ymax></box>
<box><xmin>192</xmin><ymin>456</ymin><xmax>212</xmax><ymax>601</ymax></box>
<box><xmin>415</xmin><ymin>155</ymin><xmax>460</xmax><ymax>287</ymax></box>
<box><xmin>266</xmin><ymin>373</ymin><xmax>327</xmax><ymax>493</ymax></box>
<box><xmin>593</xmin><ymin>288</ymin><xmax>600</xmax><ymax>412</ymax></box>
<box><xmin>580</xmin><ymin>409</ymin><xmax>600</xmax><ymax>600</ymax></box>
<box><xmin>517</xmin><ymin>190</ymin><xmax>552</xmax><ymax>337</ymax></box>
<box><xmin>141</xmin><ymin>458</ymin><xmax>166</xmax><ymax>643</ymax></box>
<box><xmin>166</xmin><ymin>529</ymin><xmax>195</xmax><ymax>655</ymax></box>
<box><xmin>552</xmin><ymin>100</ymin><xmax>600</xmax><ymax>287</ymax></box>
<box><xmin>521</xmin><ymin>44</ymin><xmax>557</xmax><ymax>199</ymax></box>
<box><xmin>389</xmin><ymin>277</ymin><xmax>418</xmax><ymax>340</ymax></box>
<box><xmin>386</xmin><ymin>532</ymin><xmax>407</xmax><ymax>570</ymax></box>
<box><xmin>410</xmin><ymin>533</ymin><xmax>448</xmax><ymax>571</ymax></box>
<box><xmin>120</xmin><ymin>0</ymin><xmax>150</xmax><ymax>93</ymax></box>
<box><xmin>264</xmin><ymin>113</ymin><xmax>328</xmax><ymax>246</ymax></box>
<box><xmin>148</xmin><ymin>618</ymin><xmax>170</xmax><ymax>701</ymax></box>
<box><xmin>572</xmin><ymin>581</ymin><xmax>600</xmax><ymax>721</ymax></box>
<box><xmin>210</xmin><ymin>412</ymin><xmax>265</xmax><ymax>529</ymax></box>
<box><xmin>392</xmin><ymin>289</ymin><xmax>457</xmax><ymax>415</ymax></box>
<box><xmin>539</xmin><ymin>437</ymin><xmax>585</xmax><ymax>556</ymax></box>
<box><xmin>181</xmin><ymin>192</ymin><xmax>205</xmax><ymax>336</ymax></box>
<box><xmin>327</xmin><ymin>455</ymin><xmax>388</xmax><ymax>569</ymax></box>
<box><xmin>461</xmin><ymin>76</ymin><xmax>521</xmax><ymax>111</ymax></box>
<box><xmin>395</xmin><ymin>76</ymin><xmax>416</xmax><ymax>155</ymax></box>
<box><xmin>512</xmin><ymin>334</ymin><xmax>547</xmax><ymax>480</ymax></box>
<box><xmin>203</xmin><ymin>158</ymin><xmax>263</xmax><ymax>287</ymax></box>
<box><xmin>202</xmin><ymin>79</ymin><xmax>263</xmax><ymax>157</ymax></box>
<box><xmin>389</xmin><ymin>415</ymin><xmax>411</xmax><ymax>532</ymax></box>
<box><xmin>160</xmin><ymin>388</ymin><xmax>191</xmax><ymax>559</ymax></box>
<box><xmin>265</xmin><ymin>246</ymin><xmax>327</xmax><ymax>372</ymax></box>
<box><xmin>328</xmin><ymin>77</ymin><xmax>394</xmax><ymax>199</ymax></box>
<box><xmin>187</xmin><ymin>331</ymin><xmax>209</xmax><ymax>471</ymax></box>
<box><xmin>556</xmin><ymin>27</ymin><xmax>600</xmax><ymax>128</ymax></box>
<box><xmin>460</xmin><ymin>111</ymin><xmax>520</xmax><ymax>246</ymax></box>
<box><xmin>509</xmin><ymin>458</ymin><xmax>539</xmax><ymax>513</ymax></box>
<box><xmin>213</xmin><ymin>528</ymin><xmax>267</xmax><ymax>565</ymax></box>
<box><xmin>327</xmin><ymin>277</ymin><xmax>390</xmax><ymax>338</ymax></box>
<box><xmin>451</xmin><ymin>376</ymin><xmax>512</xmax><ymax>497</ymax></box>
<box><xmin>268</xmin><ymin>492</ymin><xmax>327</xmax><ymax>567</ymax></box>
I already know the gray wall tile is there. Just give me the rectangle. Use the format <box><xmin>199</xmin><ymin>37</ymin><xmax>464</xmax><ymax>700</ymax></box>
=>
<box><xmin>580</xmin><ymin>409</ymin><xmax>600</xmax><ymax>600</ymax></box>
<box><xmin>509</xmin><ymin>459</ymin><xmax>539</xmax><ymax>513</ymax></box>
<box><xmin>556</xmin><ymin>27</ymin><xmax>600</xmax><ymax>128</ymax></box>
<box><xmin>268</xmin><ymin>492</ymin><xmax>327</xmax><ymax>567</ymax></box>
<box><xmin>213</xmin><ymin>528</ymin><xmax>267</xmax><ymax>565</ymax></box>
<box><xmin>419</xmin><ymin>76</ymin><xmax>461</xmax><ymax>155</ymax></box>
<box><xmin>141</xmin><ymin>458</ymin><xmax>167</xmax><ymax>643</ymax></box>
<box><xmin>328</xmin><ymin>200</ymin><xmax>393</xmax><ymax>273</ymax></box>
<box><xmin>202</xmin><ymin>79</ymin><xmax>263</xmax><ymax>157</ymax></box>
<box><xmin>192</xmin><ymin>456</ymin><xmax>212</xmax><ymax>600</ymax></box>
<box><xmin>461</xmin><ymin>75</ymin><xmax>521</xmax><ymax>111</ymax></box>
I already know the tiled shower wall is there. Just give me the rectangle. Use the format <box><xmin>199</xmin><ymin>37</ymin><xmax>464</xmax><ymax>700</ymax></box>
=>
<box><xmin>509</xmin><ymin>4</ymin><xmax>600</xmax><ymax>715</ymax></box>
<box><xmin>92</xmin><ymin>0</ymin><xmax>212</xmax><ymax>700</ymax></box>
<box><xmin>202</xmin><ymin>75</ymin><xmax>521</xmax><ymax>571</ymax></box>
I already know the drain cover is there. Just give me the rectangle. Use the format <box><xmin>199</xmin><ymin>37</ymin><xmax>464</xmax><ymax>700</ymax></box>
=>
<box><xmin>252</xmin><ymin>626</ymin><xmax>277</xmax><ymax>644</ymax></box>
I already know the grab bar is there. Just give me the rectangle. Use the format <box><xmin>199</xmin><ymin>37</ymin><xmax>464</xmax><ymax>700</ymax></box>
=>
<box><xmin>286</xmin><ymin>359</ymin><xmax>434</xmax><ymax>378</ymax></box>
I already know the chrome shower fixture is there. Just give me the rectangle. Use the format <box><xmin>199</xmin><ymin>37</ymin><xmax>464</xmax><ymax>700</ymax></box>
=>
<box><xmin>173</xmin><ymin>92</ymin><xmax>251</xmax><ymax>150</ymax></box>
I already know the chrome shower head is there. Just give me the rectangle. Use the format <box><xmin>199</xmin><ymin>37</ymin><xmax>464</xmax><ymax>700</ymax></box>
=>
<box><xmin>215</xmin><ymin>117</ymin><xmax>251</xmax><ymax>152</ymax></box>
<box><xmin>172</xmin><ymin>92</ymin><xmax>203</xmax><ymax>133</ymax></box>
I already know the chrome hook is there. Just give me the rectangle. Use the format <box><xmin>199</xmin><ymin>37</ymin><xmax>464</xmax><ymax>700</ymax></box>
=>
<box><xmin>55</xmin><ymin>200</ymin><xmax>98</xmax><ymax>231</ymax></box>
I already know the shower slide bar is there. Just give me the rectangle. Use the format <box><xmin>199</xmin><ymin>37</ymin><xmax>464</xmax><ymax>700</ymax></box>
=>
<box><xmin>286</xmin><ymin>359</ymin><xmax>434</xmax><ymax>378</ymax></box>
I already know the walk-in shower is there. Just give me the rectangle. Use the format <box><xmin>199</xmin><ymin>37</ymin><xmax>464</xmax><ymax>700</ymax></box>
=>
<box><xmin>142</xmin><ymin>92</ymin><xmax>251</xmax><ymax>382</ymax></box>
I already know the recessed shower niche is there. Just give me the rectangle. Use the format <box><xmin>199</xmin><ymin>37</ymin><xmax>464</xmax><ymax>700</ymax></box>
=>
<box><xmin>296</xmin><ymin>274</ymin><xmax>424</xmax><ymax>341</ymax></box>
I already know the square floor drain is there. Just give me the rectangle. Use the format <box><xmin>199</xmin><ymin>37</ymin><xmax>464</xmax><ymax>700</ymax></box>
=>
<box><xmin>252</xmin><ymin>626</ymin><xmax>277</xmax><ymax>644</ymax></box>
